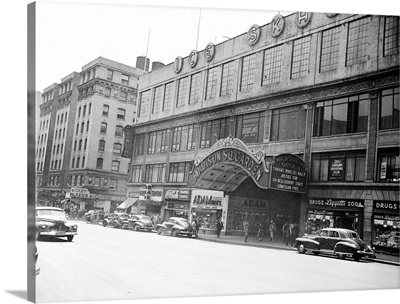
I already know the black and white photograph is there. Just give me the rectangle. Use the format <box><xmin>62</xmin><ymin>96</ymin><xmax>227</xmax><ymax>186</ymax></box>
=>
<box><xmin>1</xmin><ymin>1</ymin><xmax>400</xmax><ymax>304</ymax></box>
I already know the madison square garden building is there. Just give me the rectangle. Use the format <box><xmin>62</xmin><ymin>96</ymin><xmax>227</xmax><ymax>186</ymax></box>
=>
<box><xmin>123</xmin><ymin>12</ymin><xmax>399</xmax><ymax>255</ymax></box>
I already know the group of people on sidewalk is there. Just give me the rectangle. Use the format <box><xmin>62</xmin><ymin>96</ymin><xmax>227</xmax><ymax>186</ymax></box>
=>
<box><xmin>242</xmin><ymin>218</ymin><xmax>299</xmax><ymax>245</ymax></box>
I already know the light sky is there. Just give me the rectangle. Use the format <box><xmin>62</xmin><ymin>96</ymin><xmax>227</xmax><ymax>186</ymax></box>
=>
<box><xmin>36</xmin><ymin>1</ymin><xmax>294</xmax><ymax>91</ymax></box>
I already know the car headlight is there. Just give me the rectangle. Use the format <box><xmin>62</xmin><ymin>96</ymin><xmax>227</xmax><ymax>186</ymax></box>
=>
<box><xmin>40</xmin><ymin>224</ymin><xmax>47</xmax><ymax>229</ymax></box>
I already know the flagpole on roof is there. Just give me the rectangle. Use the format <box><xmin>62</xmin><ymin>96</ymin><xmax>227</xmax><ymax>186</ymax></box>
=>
<box><xmin>196</xmin><ymin>8</ymin><xmax>202</xmax><ymax>50</ymax></box>
<box><xmin>144</xmin><ymin>30</ymin><xmax>150</xmax><ymax>72</ymax></box>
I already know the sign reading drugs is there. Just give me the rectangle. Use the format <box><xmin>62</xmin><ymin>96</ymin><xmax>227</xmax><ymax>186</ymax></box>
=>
<box><xmin>270</xmin><ymin>154</ymin><xmax>307</xmax><ymax>193</ymax></box>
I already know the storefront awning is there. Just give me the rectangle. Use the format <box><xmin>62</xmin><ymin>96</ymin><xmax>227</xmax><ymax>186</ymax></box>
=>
<box><xmin>117</xmin><ymin>198</ymin><xmax>138</xmax><ymax>209</ymax></box>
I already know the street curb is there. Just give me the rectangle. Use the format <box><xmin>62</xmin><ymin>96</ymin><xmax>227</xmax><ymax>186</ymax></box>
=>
<box><xmin>198</xmin><ymin>237</ymin><xmax>400</xmax><ymax>266</ymax></box>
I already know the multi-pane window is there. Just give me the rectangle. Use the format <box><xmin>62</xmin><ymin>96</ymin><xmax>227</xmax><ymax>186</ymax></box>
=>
<box><xmin>105</xmin><ymin>87</ymin><xmax>111</xmax><ymax>98</ymax></box>
<box><xmin>320</xmin><ymin>26</ymin><xmax>342</xmax><ymax>72</ymax></box>
<box><xmin>145</xmin><ymin>163</ymin><xmax>166</xmax><ymax>183</ymax></box>
<box><xmin>171</xmin><ymin>124</ymin><xmax>196</xmax><ymax>152</ymax></box>
<box><xmin>200</xmin><ymin>118</ymin><xmax>231</xmax><ymax>148</ymax></box>
<box><xmin>134</xmin><ymin>133</ymin><xmax>145</xmax><ymax>156</ymax></box>
<box><xmin>205</xmin><ymin>67</ymin><xmax>219</xmax><ymax>100</ymax></box>
<box><xmin>115</xmin><ymin>125</ymin><xmax>123</xmax><ymax>137</ymax></box>
<box><xmin>311</xmin><ymin>151</ymin><xmax>366</xmax><ymax>182</ymax></box>
<box><xmin>107</xmin><ymin>69</ymin><xmax>113</xmax><ymax>81</ymax></box>
<box><xmin>96</xmin><ymin>158</ymin><xmax>103</xmax><ymax>169</ymax></box>
<box><xmin>314</xmin><ymin>93</ymin><xmax>369</xmax><ymax>137</ymax></box>
<box><xmin>121</xmin><ymin>74</ymin><xmax>129</xmax><ymax>85</ymax></box>
<box><xmin>168</xmin><ymin>162</ymin><xmax>192</xmax><ymax>183</ymax></box>
<box><xmin>119</xmin><ymin>91</ymin><xmax>127</xmax><ymax>102</ymax></box>
<box><xmin>131</xmin><ymin>165</ymin><xmax>142</xmax><ymax>183</ymax></box>
<box><xmin>163</xmin><ymin>82</ymin><xmax>174</xmax><ymax>112</ymax></box>
<box><xmin>98</xmin><ymin>140</ymin><xmax>105</xmax><ymax>151</ymax></box>
<box><xmin>377</xmin><ymin>148</ymin><xmax>400</xmax><ymax>182</ymax></box>
<box><xmin>94</xmin><ymin>177</ymin><xmax>101</xmax><ymax>187</ymax></box>
<box><xmin>291</xmin><ymin>36</ymin><xmax>311</xmax><ymax>79</ymax></box>
<box><xmin>139</xmin><ymin>90</ymin><xmax>150</xmax><ymax>116</ymax></box>
<box><xmin>109</xmin><ymin>179</ymin><xmax>118</xmax><ymax>190</ymax></box>
<box><xmin>111</xmin><ymin>160</ymin><xmax>120</xmax><ymax>172</ymax></box>
<box><xmin>113</xmin><ymin>143</ymin><xmax>122</xmax><ymax>154</ymax></box>
<box><xmin>235</xmin><ymin>112</ymin><xmax>265</xmax><ymax>144</ymax></box>
<box><xmin>241</xmin><ymin>54</ymin><xmax>256</xmax><ymax>91</ymax></box>
<box><xmin>189</xmin><ymin>72</ymin><xmax>201</xmax><ymax>104</ymax></box>
<box><xmin>147</xmin><ymin>130</ymin><xmax>168</xmax><ymax>154</ymax></box>
<box><xmin>384</xmin><ymin>16</ymin><xmax>399</xmax><ymax>56</ymax></box>
<box><xmin>380</xmin><ymin>87</ymin><xmax>399</xmax><ymax>130</ymax></box>
<box><xmin>220</xmin><ymin>61</ymin><xmax>235</xmax><ymax>96</ymax></box>
<box><xmin>346</xmin><ymin>17</ymin><xmax>370</xmax><ymax>66</ymax></box>
<box><xmin>102</xmin><ymin>104</ymin><xmax>109</xmax><ymax>116</ymax></box>
<box><xmin>176</xmin><ymin>77</ymin><xmax>188</xmax><ymax>108</ymax></box>
<box><xmin>100</xmin><ymin>122</ymin><xmax>107</xmax><ymax>134</ymax></box>
<box><xmin>262</xmin><ymin>45</ymin><xmax>283</xmax><ymax>86</ymax></box>
<box><xmin>152</xmin><ymin>86</ymin><xmax>163</xmax><ymax>114</ymax></box>
<box><xmin>117</xmin><ymin>108</ymin><xmax>126</xmax><ymax>120</ymax></box>
<box><xmin>271</xmin><ymin>105</ymin><xmax>307</xmax><ymax>141</ymax></box>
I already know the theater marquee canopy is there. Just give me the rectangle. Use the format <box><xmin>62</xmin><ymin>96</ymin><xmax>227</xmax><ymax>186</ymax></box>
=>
<box><xmin>188</xmin><ymin>137</ymin><xmax>307</xmax><ymax>194</ymax></box>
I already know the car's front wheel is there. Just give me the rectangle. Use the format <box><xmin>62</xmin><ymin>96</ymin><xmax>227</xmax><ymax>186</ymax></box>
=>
<box><xmin>102</xmin><ymin>221</ymin><xmax>107</xmax><ymax>227</ymax></box>
<box><xmin>156</xmin><ymin>228</ymin><xmax>162</xmax><ymax>235</ymax></box>
<box><xmin>297</xmin><ymin>243</ymin><xmax>306</xmax><ymax>254</ymax></box>
<box><xmin>171</xmin><ymin>229</ymin><xmax>179</xmax><ymax>237</ymax></box>
<box><xmin>67</xmin><ymin>235</ymin><xmax>74</xmax><ymax>242</ymax></box>
<box><xmin>134</xmin><ymin>225</ymin><xmax>140</xmax><ymax>231</ymax></box>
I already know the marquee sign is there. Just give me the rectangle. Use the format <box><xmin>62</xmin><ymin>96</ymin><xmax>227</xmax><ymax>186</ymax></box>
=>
<box><xmin>188</xmin><ymin>137</ymin><xmax>270</xmax><ymax>190</ymax></box>
<box><xmin>270</xmin><ymin>154</ymin><xmax>307</xmax><ymax>193</ymax></box>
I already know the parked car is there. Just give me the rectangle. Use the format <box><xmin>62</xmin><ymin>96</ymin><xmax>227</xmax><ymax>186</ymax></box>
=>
<box><xmin>293</xmin><ymin>228</ymin><xmax>376</xmax><ymax>261</ymax></box>
<box><xmin>126</xmin><ymin>214</ymin><xmax>155</xmax><ymax>232</ymax></box>
<box><xmin>156</xmin><ymin>217</ymin><xmax>194</xmax><ymax>238</ymax></box>
<box><xmin>36</xmin><ymin>206</ymin><xmax>78</xmax><ymax>242</ymax></box>
<box><xmin>84</xmin><ymin>209</ymin><xmax>105</xmax><ymax>223</ymax></box>
<box><xmin>102</xmin><ymin>212</ymin><xmax>129</xmax><ymax>228</ymax></box>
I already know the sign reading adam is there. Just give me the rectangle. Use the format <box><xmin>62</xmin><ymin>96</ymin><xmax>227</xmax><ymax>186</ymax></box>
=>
<box><xmin>270</xmin><ymin>154</ymin><xmax>307</xmax><ymax>193</ymax></box>
<box><xmin>188</xmin><ymin>137</ymin><xmax>270</xmax><ymax>190</ymax></box>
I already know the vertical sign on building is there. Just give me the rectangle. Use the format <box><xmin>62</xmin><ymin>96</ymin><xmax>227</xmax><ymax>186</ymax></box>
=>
<box><xmin>122</xmin><ymin>125</ymin><xmax>134</xmax><ymax>158</ymax></box>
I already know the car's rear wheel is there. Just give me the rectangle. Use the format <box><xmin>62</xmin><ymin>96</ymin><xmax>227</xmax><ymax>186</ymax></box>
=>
<box><xmin>297</xmin><ymin>243</ymin><xmax>306</xmax><ymax>254</ymax></box>
<box><xmin>102</xmin><ymin>221</ymin><xmax>107</xmax><ymax>227</ymax></box>
<box><xmin>171</xmin><ymin>229</ymin><xmax>179</xmax><ymax>237</ymax></box>
<box><xmin>67</xmin><ymin>235</ymin><xmax>74</xmax><ymax>242</ymax></box>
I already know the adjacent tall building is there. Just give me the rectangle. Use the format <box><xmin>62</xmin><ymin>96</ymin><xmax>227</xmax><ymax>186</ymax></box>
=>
<box><xmin>36</xmin><ymin>57</ymin><xmax>145</xmax><ymax>213</ymax></box>
<box><xmin>127</xmin><ymin>12</ymin><xmax>399</xmax><ymax>255</ymax></box>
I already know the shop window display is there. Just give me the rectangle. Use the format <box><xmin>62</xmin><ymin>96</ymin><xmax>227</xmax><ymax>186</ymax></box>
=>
<box><xmin>305</xmin><ymin>210</ymin><xmax>360</xmax><ymax>234</ymax></box>
<box><xmin>373</xmin><ymin>215</ymin><xmax>400</xmax><ymax>250</ymax></box>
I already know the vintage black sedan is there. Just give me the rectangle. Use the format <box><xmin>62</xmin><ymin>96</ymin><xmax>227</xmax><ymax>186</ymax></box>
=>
<box><xmin>126</xmin><ymin>214</ymin><xmax>154</xmax><ymax>232</ymax></box>
<box><xmin>156</xmin><ymin>217</ymin><xmax>194</xmax><ymax>238</ymax></box>
<box><xmin>293</xmin><ymin>228</ymin><xmax>376</xmax><ymax>261</ymax></box>
<box><xmin>102</xmin><ymin>212</ymin><xmax>129</xmax><ymax>228</ymax></box>
<box><xmin>36</xmin><ymin>207</ymin><xmax>78</xmax><ymax>242</ymax></box>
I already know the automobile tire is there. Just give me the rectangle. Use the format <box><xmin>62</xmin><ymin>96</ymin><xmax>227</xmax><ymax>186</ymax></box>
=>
<box><xmin>353</xmin><ymin>254</ymin><xmax>361</xmax><ymax>262</ymax></box>
<box><xmin>188</xmin><ymin>233</ymin><xmax>192</xmax><ymax>238</ymax></box>
<box><xmin>336</xmin><ymin>254</ymin><xmax>345</xmax><ymax>260</ymax></box>
<box><xmin>297</xmin><ymin>243</ymin><xmax>306</xmax><ymax>254</ymax></box>
<box><xmin>67</xmin><ymin>235</ymin><xmax>74</xmax><ymax>242</ymax></box>
<box><xmin>172</xmin><ymin>229</ymin><xmax>179</xmax><ymax>237</ymax></box>
<box><xmin>157</xmin><ymin>228</ymin><xmax>162</xmax><ymax>235</ymax></box>
<box><xmin>134</xmin><ymin>225</ymin><xmax>140</xmax><ymax>231</ymax></box>
<box><xmin>102</xmin><ymin>221</ymin><xmax>107</xmax><ymax>227</ymax></box>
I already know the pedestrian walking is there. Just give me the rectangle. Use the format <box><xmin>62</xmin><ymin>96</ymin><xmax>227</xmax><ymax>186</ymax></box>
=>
<box><xmin>216</xmin><ymin>218</ymin><xmax>224</xmax><ymax>238</ymax></box>
<box><xmin>269</xmin><ymin>220</ymin><xmax>276</xmax><ymax>242</ymax></box>
<box><xmin>291</xmin><ymin>223</ymin><xmax>299</xmax><ymax>246</ymax></box>
<box><xmin>257</xmin><ymin>222</ymin><xmax>264</xmax><ymax>241</ymax></box>
<box><xmin>283</xmin><ymin>222</ymin><xmax>293</xmax><ymax>246</ymax></box>
<box><xmin>243</xmin><ymin>218</ymin><xmax>250</xmax><ymax>242</ymax></box>
<box><xmin>191</xmin><ymin>218</ymin><xmax>199</xmax><ymax>238</ymax></box>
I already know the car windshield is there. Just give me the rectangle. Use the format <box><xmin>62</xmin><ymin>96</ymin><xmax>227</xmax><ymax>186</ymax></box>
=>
<box><xmin>177</xmin><ymin>219</ymin><xmax>190</xmax><ymax>228</ymax></box>
<box><xmin>37</xmin><ymin>209</ymin><xmax>66</xmax><ymax>217</ymax></box>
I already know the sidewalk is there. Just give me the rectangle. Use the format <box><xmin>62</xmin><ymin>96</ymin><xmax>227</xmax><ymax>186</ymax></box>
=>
<box><xmin>197</xmin><ymin>233</ymin><xmax>400</xmax><ymax>266</ymax></box>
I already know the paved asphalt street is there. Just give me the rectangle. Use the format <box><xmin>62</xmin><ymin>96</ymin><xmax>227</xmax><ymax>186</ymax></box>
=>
<box><xmin>36</xmin><ymin>220</ymin><xmax>400</xmax><ymax>303</ymax></box>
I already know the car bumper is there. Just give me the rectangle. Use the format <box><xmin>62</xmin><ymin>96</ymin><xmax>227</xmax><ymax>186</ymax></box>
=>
<box><xmin>358</xmin><ymin>250</ymin><xmax>376</xmax><ymax>258</ymax></box>
<box><xmin>39</xmin><ymin>231</ymin><xmax>77</xmax><ymax>236</ymax></box>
